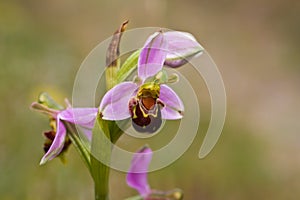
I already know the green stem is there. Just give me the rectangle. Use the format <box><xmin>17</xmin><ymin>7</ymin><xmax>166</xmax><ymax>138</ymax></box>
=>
<box><xmin>91</xmin><ymin>155</ymin><xmax>110</xmax><ymax>200</ymax></box>
<box><xmin>91</xmin><ymin>38</ymin><xmax>140</xmax><ymax>200</ymax></box>
<box><xmin>91</xmin><ymin>116</ymin><xmax>112</xmax><ymax>200</ymax></box>
<box><xmin>65</xmin><ymin>122</ymin><xmax>91</xmax><ymax>172</ymax></box>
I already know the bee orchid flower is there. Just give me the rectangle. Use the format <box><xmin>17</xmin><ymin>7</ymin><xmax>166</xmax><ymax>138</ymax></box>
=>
<box><xmin>99</xmin><ymin>31</ymin><xmax>202</xmax><ymax>133</ymax></box>
<box><xmin>31</xmin><ymin>95</ymin><xmax>98</xmax><ymax>165</ymax></box>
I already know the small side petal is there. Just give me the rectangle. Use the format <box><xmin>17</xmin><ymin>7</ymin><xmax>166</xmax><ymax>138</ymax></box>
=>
<box><xmin>164</xmin><ymin>31</ymin><xmax>203</xmax><ymax>68</ymax></box>
<box><xmin>138</xmin><ymin>31</ymin><xmax>168</xmax><ymax>81</ymax></box>
<box><xmin>59</xmin><ymin>108</ymin><xmax>98</xmax><ymax>129</ymax></box>
<box><xmin>40</xmin><ymin>118</ymin><xmax>67</xmax><ymax>165</ymax></box>
<box><xmin>159</xmin><ymin>84</ymin><xmax>184</xmax><ymax>119</ymax></box>
<box><xmin>99</xmin><ymin>82</ymin><xmax>138</xmax><ymax>120</ymax></box>
<box><xmin>127</xmin><ymin>147</ymin><xmax>152</xmax><ymax>197</ymax></box>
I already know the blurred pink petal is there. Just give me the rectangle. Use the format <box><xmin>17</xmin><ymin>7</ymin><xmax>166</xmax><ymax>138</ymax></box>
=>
<box><xmin>126</xmin><ymin>147</ymin><xmax>153</xmax><ymax>197</ymax></box>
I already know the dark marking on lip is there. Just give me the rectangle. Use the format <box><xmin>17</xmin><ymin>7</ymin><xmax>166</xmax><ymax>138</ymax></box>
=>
<box><xmin>129</xmin><ymin>98</ymin><xmax>162</xmax><ymax>133</ymax></box>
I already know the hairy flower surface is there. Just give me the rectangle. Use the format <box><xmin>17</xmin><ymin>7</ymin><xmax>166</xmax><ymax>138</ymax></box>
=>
<box><xmin>100</xmin><ymin>31</ymin><xmax>202</xmax><ymax>133</ymax></box>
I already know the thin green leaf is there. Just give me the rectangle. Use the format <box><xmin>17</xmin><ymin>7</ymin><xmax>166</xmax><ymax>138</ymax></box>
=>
<box><xmin>116</xmin><ymin>49</ymin><xmax>140</xmax><ymax>83</ymax></box>
<box><xmin>91</xmin><ymin>116</ymin><xmax>111</xmax><ymax>200</ymax></box>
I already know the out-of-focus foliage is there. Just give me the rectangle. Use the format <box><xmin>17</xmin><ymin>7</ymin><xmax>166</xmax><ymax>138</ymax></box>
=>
<box><xmin>1</xmin><ymin>0</ymin><xmax>299</xmax><ymax>199</ymax></box>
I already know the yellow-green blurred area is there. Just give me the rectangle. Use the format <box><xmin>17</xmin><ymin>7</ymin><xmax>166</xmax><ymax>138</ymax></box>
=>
<box><xmin>1</xmin><ymin>0</ymin><xmax>300</xmax><ymax>199</ymax></box>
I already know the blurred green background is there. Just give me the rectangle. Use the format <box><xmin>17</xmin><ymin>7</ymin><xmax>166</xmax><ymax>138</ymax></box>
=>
<box><xmin>1</xmin><ymin>0</ymin><xmax>300</xmax><ymax>199</ymax></box>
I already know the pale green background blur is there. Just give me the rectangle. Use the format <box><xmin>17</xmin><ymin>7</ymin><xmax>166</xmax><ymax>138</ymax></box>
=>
<box><xmin>1</xmin><ymin>0</ymin><xmax>300</xmax><ymax>199</ymax></box>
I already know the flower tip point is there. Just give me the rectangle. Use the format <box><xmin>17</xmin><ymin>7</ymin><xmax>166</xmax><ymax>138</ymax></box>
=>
<box><xmin>122</xmin><ymin>20</ymin><xmax>129</xmax><ymax>28</ymax></box>
<box><xmin>30</xmin><ymin>102</ymin><xmax>38</xmax><ymax>109</ymax></box>
<box><xmin>39</xmin><ymin>158</ymin><xmax>47</xmax><ymax>166</ymax></box>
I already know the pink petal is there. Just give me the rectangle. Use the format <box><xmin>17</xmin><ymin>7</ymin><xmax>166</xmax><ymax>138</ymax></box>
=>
<box><xmin>138</xmin><ymin>31</ymin><xmax>168</xmax><ymax>81</ymax></box>
<box><xmin>159</xmin><ymin>84</ymin><xmax>184</xmax><ymax>119</ymax></box>
<box><xmin>126</xmin><ymin>147</ymin><xmax>152</xmax><ymax>197</ymax></box>
<box><xmin>40</xmin><ymin>118</ymin><xmax>66</xmax><ymax>165</ymax></box>
<box><xmin>99</xmin><ymin>82</ymin><xmax>138</xmax><ymax>120</ymax></box>
<box><xmin>59</xmin><ymin>108</ymin><xmax>98</xmax><ymax>129</ymax></box>
<box><xmin>164</xmin><ymin>31</ymin><xmax>203</xmax><ymax>68</ymax></box>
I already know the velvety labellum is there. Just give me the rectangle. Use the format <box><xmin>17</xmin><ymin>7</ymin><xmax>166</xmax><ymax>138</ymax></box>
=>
<box><xmin>129</xmin><ymin>97</ymin><xmax>163</xmax><ymax>133</ymax></box>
